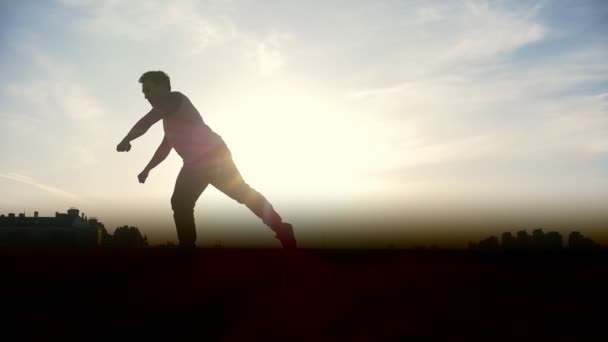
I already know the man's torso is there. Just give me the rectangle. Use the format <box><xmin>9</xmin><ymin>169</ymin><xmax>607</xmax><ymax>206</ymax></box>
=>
<box><xmin>161</xmin><ymin>92</ymin><xmax>224</xmax><ymax>166</ymax></box>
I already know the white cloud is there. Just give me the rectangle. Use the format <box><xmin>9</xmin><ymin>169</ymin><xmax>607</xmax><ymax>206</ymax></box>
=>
<box><xmin>60</xmin><ymin>0</ymin><xmax>238</xmax><ymax>51</ymax></box>
<box><xmin>428</xmin><ymin>1</ymin><xmax>547</xmax><ymax>63</ymax></box>
<box><xmin>0</xmin><ymin>172</ymin><xmax>79</xmax><ymax>201</ymax></box>
<box><xmin>254</xmin><ymin>32</ymin><xmax>292</xmax><ymax>76</ymax></box>
<box><xmin>58</xmin><ymin>0</ymin><xmax>100</xmax><ymax>6</ymax></box>
<box><xmin>6</xmin><ymin>80</ymin><xmax>104</xmax><ymax>121</ymax></box>
<box><xmin>416</xmin><ymin>7</ymin><xmax>444</xmax><ymax>24</ymax></box>
<box><xmin>5</xmin><ymin>44</ymin><xmax>105</xmax><ymax>121</ymax></box>
<box><xmin>537</xmin><ymin>93</ymin><xmax>608</xmax><ymax>156</ymax></box>
<box><xmin>58</xmin><ymin>0</ymin><xmax>295</xmax><ymax>75</ymax></box>
<box><xmin>345</xmin><ymin>43</ymin><xmax>608</xmax><ymax>175</ymax></box>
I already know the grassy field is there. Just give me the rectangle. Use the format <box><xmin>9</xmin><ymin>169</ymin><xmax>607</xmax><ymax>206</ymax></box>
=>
<box><xmin>3</xmin><ymin>248</ymin><xmax>607</xmax><ymax>340</ymax></box>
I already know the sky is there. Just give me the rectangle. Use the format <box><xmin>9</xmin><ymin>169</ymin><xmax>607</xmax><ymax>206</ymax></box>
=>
<box><xmin>1</xmin><ymin>0</ymin><xmax>607</xmax><ymax>248</ymax></box>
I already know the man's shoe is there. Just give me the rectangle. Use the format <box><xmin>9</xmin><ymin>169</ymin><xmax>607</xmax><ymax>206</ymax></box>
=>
<box><xmin>273</xmin><ymin>223</ymin><xmax>297</xmax><ymax>249</ymax></box>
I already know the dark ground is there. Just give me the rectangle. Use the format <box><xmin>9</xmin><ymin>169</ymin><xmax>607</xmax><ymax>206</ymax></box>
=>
<box><xmin>2</xmin><ymin>248</ymin><xmax>606</xmax><ymax>341</ymax></box>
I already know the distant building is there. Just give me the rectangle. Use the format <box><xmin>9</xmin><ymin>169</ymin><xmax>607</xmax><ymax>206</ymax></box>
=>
<box><xmin>0</xmin><ymin>208</ymin><xmax>110</xmax><ymax>247</ymax></box>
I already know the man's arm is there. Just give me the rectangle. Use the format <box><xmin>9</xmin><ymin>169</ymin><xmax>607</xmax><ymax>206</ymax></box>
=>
<box><xmin>138</xmin><ymin>136</ymin><xmax>172</xmax><ymax>184</ymax></box>
<box><xmin>117</xmin><ymin>108</ymin><xmax>164</xmax><ymax>152</ymax></box>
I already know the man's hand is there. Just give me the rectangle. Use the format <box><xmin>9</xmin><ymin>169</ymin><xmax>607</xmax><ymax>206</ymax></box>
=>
<box><xmin>138</xmin><ymin>170</ymin><xmax>149</xmax><ymax>184</ymax></box>
<box><xmin>116</xmin><ymin>140</ymin><xmax>131</xmax><ymax>152</ymax></box>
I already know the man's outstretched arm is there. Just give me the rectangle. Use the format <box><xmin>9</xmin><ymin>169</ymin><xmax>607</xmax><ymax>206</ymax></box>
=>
<box><xmin>138</xmin><ymin>136</ymin><xmax>172</xmax><ymax>184</ymax></box>
<box><xmin>116</xmin><ymin>108</ymin><xmax>164</xmax><ymax>152</ymax></box>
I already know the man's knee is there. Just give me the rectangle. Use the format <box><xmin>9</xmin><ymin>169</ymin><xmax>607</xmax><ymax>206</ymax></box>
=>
<box><xmin>171</xmin><ymin>195</ymin><xmax>196</xmax><ymax>213</ymax></box>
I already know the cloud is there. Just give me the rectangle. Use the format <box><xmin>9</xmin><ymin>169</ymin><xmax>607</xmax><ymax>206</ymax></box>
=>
<box><xmin>331</xmin><ymin>1</ymin><xmax>548</xmax><ymax>86</ymax></box>
<box><xmin>2</xmin><ymin>0</ymin><xmax>604</xmax><ymax>218</ymax></box>
<box><xmin>344</xmin><ymin>41</ymin><xmax>608</xmax><ymax>188</ymax></box>
<box><xmin>0</xmin><ymin>172</ymin><xmax>79</xmax><ymax>201</ymax></box>
<box><xmin>4</xmin><ymin>44</ymin><xmax>105</xmax><ymax>121</ymax></box>
<box><xmin>59</xmin><ymin>0</ymin><xmax>238</xmax><ymax>51</ymax></box>
<box><xmin>58</xmin><ymin>0</ymin><xmax>294</xmax><ymax>75</ymax></box>
<box><xmin>416</xmin><ymin>7</ymin><xmax>444</xmax><ymax>24</ymax></box>
<box><xmin>6</xmin><ymin>80</ymin><xmax>104</xmax><ymax>121</ymax></box>
<box><xmin>438</xmin><ymin>1</ymin><xmax>546</xmax><ymax>62</ymax></box>
<box><xmin>254</xmin><ymin>32</ymin><xmax>292</xmax><ymax>76</ymax></box>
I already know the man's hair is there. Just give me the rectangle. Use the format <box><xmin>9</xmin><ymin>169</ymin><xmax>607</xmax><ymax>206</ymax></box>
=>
<box><xmin>139</xmin><ymin>71</ymin><xmax>171</xmax><ymax>91</ymax></box>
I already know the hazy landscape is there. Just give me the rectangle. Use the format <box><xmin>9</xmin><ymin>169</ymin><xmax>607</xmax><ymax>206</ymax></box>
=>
<box><xmin>2</xmin><ymin>1</ymin><xmax>607</xmax><ymax>339</ymax></box>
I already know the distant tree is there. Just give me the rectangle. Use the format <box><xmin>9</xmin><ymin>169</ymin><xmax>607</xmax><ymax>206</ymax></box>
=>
<box><xmin>469</xmin><ymin>236</ymin><xmax>499</xmax><ymax>251</ymax></box>
<box><xmin>568</xmin><ymin>231</ymin><xmax>600</xmax><ymax>251</ymax></box>
<box><xmin>515</xmin><ymin>230</ymin><xmax>530</xmax><ymax>250</ymax></box>
<box><xmin>480</xmin><ymin>236</ymin><xmax>499</xmax><ymax>250</ymax></box>
<box><xmin>502</xmin><ymin>232</ymin><xmax>516</xmax><ymax>250</ymax></box>
<box><xmin>113</xmin><ymin>226</ymin><xmax>148</xmax><ymax>247</ymax></box>
<box><xmin>473</xmin><ymin>229</ymin><xmax>606</xmax><ymax>252</ymax></box>
<box><xmin>544</xmin><ymin>232</ymin><xmax>563</xmax><ymax>251</ymax></box>
<box><xmin>530</xmin><ymin>229</ymin><xmax>563</xmax><ymax>251</ymax></box>
<box><xmin>532</xmin><ymin>229</ymin><xmax>545</xmax><ymax>245</ymax></box>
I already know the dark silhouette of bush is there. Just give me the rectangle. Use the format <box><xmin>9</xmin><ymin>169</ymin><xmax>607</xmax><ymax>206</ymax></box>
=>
<box><xmin>515</xmin><ymin>230</ymin><xmax>531</xmax><ymax>250</ymax></box>
<box><xmin>470</xmin><ymin>229</ymin><xmax>602</xmax><ymax>252</ymax></box>
<box><xmin>568</xmin><ymin>231</ymin><xmax>600</xmax><ymax>251</ymax></box>
<box><xmin>502</xmin><ymin>232</ymin><xmax>516</xmax><ymax>250</ymax></box>
<box><xmin>530</xmin><ymin>229</ymin><xmax>563</xmax><ymax>251</ymax></box>
<box><xmin>468</xmin><ymin>235</ymin><xmax>499</xmax><ymax>251</ymax></box>
<box><xmin>112</xmin><ymin>226</ymin><xmax>148</xmax><ymax>248</ymax></box>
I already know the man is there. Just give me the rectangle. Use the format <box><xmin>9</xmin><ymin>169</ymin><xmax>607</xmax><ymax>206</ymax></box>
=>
<box><xmin>116</xmin><ymin>71</ymin><xmax>296</xmax><ymax>249</ymax></box>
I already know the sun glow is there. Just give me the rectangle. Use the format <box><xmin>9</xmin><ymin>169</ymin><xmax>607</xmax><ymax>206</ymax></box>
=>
<box><xmin>209</xmin><ymin>84</ymin><xmax>392</xmax><ymax>199</ymax></box>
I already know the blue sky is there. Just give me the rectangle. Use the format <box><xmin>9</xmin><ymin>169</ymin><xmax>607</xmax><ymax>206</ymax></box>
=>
<box><xmin>1</xmin><ymin>1</ymin><xmax>607</xmax><ymax>247</ymax></box>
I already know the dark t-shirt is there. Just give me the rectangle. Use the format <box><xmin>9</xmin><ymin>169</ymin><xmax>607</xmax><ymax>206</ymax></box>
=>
<box><xmin>162</xmin><ymin>92</ymin><xmax>224</xmax><ymax>166</ymax></box>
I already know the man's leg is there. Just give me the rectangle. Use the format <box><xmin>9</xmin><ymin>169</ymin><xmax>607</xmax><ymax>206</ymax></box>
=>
<box><xmin>171</xmin><ymin>166</ymin><xmax>209</xmax><ymax>248</ymax></box>
<box><xmin>209</xmin><ymin>145</ymin><xmax>296</xmax><ymax>248</ymax></box>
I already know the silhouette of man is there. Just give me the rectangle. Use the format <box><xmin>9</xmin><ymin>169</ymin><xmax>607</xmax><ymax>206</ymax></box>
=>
<box><xmin>116</xmin><ymin>71</ymin><xmax>296</xmax><ymax>249</ymax></box>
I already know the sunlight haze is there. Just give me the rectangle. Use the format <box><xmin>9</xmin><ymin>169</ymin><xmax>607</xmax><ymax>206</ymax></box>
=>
<box><xmin>1</xmin><ymin>0</ymin><xmax>607</xmax><ymax>247</ymax></box>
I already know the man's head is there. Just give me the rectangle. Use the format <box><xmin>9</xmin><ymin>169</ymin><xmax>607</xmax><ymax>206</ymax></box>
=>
<box><xmin>139</xmin><ymin>71</ymin><xmax>171</xmax><ymax>107</ymax></box>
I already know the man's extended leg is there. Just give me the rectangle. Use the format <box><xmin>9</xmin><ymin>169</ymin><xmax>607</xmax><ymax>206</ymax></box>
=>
<box><xmin>209</xmin><ymin>145</ymin><xmax>296</xmax><ymax>248</ymax></box>
<box><xmin>171</xmin><ymin>166</ymin><xmax>210</xmax><ymax>248</ymax></box>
